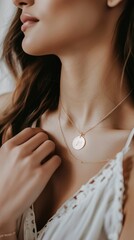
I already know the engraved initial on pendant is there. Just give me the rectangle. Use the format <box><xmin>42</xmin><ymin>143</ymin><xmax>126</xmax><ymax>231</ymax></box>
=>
<box><xmin>72</xmin><ymin>135</ymin><xmax>86</xmax><ymax>150</ymax></box>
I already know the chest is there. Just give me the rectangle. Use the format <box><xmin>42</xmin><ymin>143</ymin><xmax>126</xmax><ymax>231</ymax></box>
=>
<box><xmin>32</xmin><ymin>153</ymin><xmax>133</xmax><ymax>234</ymax></box>
<box><xmin>33</xmin><ymin>114</ymin><xmax>133</xmax><ymax>232</ymax></box>
<box><xmin>33</xmin><ymin>160</ymin><xmax>106</xmax><ymax>232</ymax></box>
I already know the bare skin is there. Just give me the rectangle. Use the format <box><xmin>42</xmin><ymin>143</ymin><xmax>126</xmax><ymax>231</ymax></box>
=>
<box><xmin>1</xmin><ymin>0</ymin><xmax>134</xmax><ymax>238</ymax></box>
<box><xmin>33</xmin><ymin>106</ymin><xmax>134</xmax><ymax>236</ymax></box>
<box><xmin>0</xmin><ymin>92</ymin><xmax>134</xmax><ymax>238</ymax></box>
<box><xmin>0</xmin><ymin>95</ymin><xmax>61</xmax><ymax>234</ymax></box>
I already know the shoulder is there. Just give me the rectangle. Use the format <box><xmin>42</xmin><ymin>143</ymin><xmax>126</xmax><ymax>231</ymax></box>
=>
<box><xmin>0</xmin><ymin>92</ymin><xmax>13</xmax><ymax>114</ymax></box>
<box><xmin>120</xmin><ymin>144</ymin><xmax>134</xmax><ymax>240</ymax></box>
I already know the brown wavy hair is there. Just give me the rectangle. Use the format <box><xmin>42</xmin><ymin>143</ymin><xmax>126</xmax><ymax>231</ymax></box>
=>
<box><xmin>0</xmin><ymin>0</ymin><xmax>134</xmax><ymax>144</ymax></box>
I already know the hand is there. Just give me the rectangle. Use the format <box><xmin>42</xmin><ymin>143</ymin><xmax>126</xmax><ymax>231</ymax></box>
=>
<box><xmin>0</xmin><ymin>128</ymin><xmax>61</xmax><ymax>226</ymax></box>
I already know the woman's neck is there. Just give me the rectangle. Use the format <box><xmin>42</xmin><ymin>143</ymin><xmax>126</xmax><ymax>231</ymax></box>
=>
<box><xmin>59</xmin><ymin>45</ymin><xmax>130</xmax><ymax>130</ymax></box>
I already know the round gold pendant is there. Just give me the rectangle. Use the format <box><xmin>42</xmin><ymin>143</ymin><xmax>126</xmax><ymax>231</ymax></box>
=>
<box><xmin>72</xmin><ymin>135</ymin><xmax>86</xmax><ymax>150</ymax></box>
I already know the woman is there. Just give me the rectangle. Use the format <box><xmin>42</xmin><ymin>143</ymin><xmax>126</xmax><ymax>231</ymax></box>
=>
<box><xmin>0</xmin><ymin>0</ymin><xmax>134</xmax><ymax>239</ymax></box>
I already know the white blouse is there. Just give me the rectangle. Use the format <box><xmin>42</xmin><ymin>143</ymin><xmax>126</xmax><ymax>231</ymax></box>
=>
<box><xmin>17</xmin><ymin>128</ymin><xmax>134</xmax><ymax>240</ymax></box>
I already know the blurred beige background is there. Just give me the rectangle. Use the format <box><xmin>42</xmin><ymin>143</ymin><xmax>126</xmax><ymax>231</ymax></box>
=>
<box><xmin>0</xmin><ymin>0</ymin><xmax>16</xmax><ymax>94</ymax></box>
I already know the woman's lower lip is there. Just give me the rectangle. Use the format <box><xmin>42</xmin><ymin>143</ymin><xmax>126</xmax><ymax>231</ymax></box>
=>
<box><xmin>21</xmin><ymin>21</ymin><xmax>38</xmax><ymax>32</ymax></box>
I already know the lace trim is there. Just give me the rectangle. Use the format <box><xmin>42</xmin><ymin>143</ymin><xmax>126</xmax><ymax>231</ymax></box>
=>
<box><xmin>105</xmin><ymin>152</ymin><xmax>125</xmax><ymax>240</ymax></box>
<box><xmin>24</xmin><ymin>136</ymin><xmax>132</xmax><ymax>240</ymax></box>
<box><xmin>26</xmin><ymin>155</ymin><xmax>121</xmax><ymax>239</ymax></box>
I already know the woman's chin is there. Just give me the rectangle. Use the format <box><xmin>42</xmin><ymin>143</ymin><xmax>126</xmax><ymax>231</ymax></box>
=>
<box><xmin>22</xmin><ymin>41</ymin><xmax>54</xmax><ymax>56</ymax></box>
<box><xmin>22</xmin><ymin>44</ymin><xmax>41</xmax><ymax>56</ymax></box>
<box><xmin>22</xmin><ymin>48</ymin><xmax>40</xmax><ymax>56</ymax></box>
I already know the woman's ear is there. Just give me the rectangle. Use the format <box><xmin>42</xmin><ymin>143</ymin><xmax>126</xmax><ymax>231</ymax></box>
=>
<box><xmin>107</xmin><ymin>0</ymin><xmax>123</xmax><ymax>8</ymax></box>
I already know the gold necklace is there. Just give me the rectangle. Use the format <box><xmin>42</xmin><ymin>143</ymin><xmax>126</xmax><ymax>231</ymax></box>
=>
<box><xmin>58</xmin><ymin>107</ymin><xmax>108</xmax><ymax>164</ymax></box>
<box><xmin>59</xmin><ymin>89</ymin><xmax>133</xmax><ymax>151</ymax></box>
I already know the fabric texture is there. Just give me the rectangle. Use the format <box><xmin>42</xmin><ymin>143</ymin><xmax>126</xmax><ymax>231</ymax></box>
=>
<box><xmin>17</xmin><ymin>128</ymin><xmax>134</xmax><ymax>240</ymax></box>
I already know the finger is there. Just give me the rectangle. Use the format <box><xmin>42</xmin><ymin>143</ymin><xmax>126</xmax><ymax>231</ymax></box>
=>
<box><xmin>21</xmin><ymin>132</ymin><xmax>48</xmax><ymax>154</ymax></box>
<box><xmin>40</xmin><ymin>155</ymin><xmax>61</xmax><ymax>182</ymax></box>
<box><xmin>32</xmin><ymin>140</ymin><xmax>56</xmax><ymax>165</ymax></box>
<box><xmin>9</xmin><ymin>128</ymin><xmax>46</xmax><ymax>146</ymax></box>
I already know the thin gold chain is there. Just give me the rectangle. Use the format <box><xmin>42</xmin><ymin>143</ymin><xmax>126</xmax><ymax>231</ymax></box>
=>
<box><xmin>58</xmin><ymin>89</ymin><xmax>134</xmax><ymax>164</ymax></box>
<box><xmin>60</xmin><ymin>88</ymin><xmax>134</xmax><ymax>136</ymax></box>
<box><xmin>58</xmin><ymin>107</ymin><xmax>112</xmax><ymax>164</ymax></box>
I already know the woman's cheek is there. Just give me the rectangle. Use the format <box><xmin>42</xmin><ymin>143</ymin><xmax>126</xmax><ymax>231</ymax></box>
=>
<box><xmin>37</xmin><ymin>0</ymin><xmax>68</xmax><ymax>19</ymax></box>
